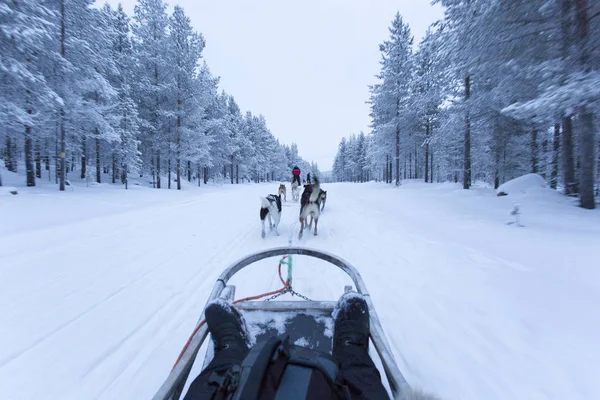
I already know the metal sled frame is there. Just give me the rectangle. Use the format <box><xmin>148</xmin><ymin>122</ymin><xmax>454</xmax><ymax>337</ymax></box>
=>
<box><xmin>153</xmin><ymin>247</ymin><xmax>409</xmax><ymax>400</ymax></box>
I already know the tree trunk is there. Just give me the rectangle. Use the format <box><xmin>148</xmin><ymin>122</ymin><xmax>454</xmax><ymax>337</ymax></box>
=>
<box><xmin>425</xmin><ymin>120</ymin><xmax>430</xmax><ymax>183</ymax></box>
<box><xmin>55</xmin><ymin>130</ymin><xmax>59</xmax><ymax>184</ymax></box>
<box><xmin>12</xmin><ymin>139</ymin><xmax>17</xmax><ymax>168</ymax></box>
<box><xmin>542</xmin><ymin>135</ymin><xmax>548</xmax><ymax>179</ymax></box>
<box><xmin>35</xmin><ymin>140</ymin><xmax>41</xmax><ymax>178</ymax></box>
<box><xmin>95</xmin><ymin>134</ymin><xmax>101</xmax><ymax>183</ymax></box>
<box><xmin>5</xmin><ymin>138</ymin><xmax>10</xmax><ymax>171</ymax></box>
<box><xmin>176</xmin><ymin>104</ymin><xmax>181</xmax><ymax>190</ymax></box>
<box><xmin>562</xmin><ymin>116</ymin><xmax>577</xmax><ymax>195</ymax></box>
<box><xmin>204</xmin><ymin>166</ymin><xmax>208</xmax><ymax>184</ymax></box>
<box><xmin>187</xmin><ymin>160</ymin><xmax>191</xmax><ymax>182</ymax></box>
<box><xmin>6</xmin><ymin>137</ymin><xmax>14</xmax><ymax>172</ymax></box>
<box><xmin>44</xmin><ymin>138</ymin><xmax>50</xmax><ymax>171</ymax></box>
<box><xmin>25</xmin><ymin>125</ymin><xmax>35</xmax><ymax>187</ymax></box>
<box><xmin>430</xmin><ymin>147</ymin><xmax>434</xmax><ymax>183</ymax></box>
<box><xmin>409</xmin><ymin>151</ymin><xmax>412</xmax><ymax>179</ymax></box>
<box><xmin>531</xmin><ymin>129</ymin><xmax>539</xmax><ymax>173</ymax></box>
<box><xmin>494</xmin><ymin>144</ymin><xmax>501</xmax><ymax>190</ymax></box>
<box><xmin>112</xmin><ymin>151</ymin><xmax>117</xmax><ymax>184</ymax></box>
<box><xmin>81</xmin><ymin>137</ymin><xmax>87</xmax><ymax>179</ymax></box>
<box><xmin>415</xmin><ymin>146</ymin><xmax>418</xmax><ymax>179</ymax></box>
<box><xmin>156</xmin><ymin>151</ymin><xmax>161</xmax><ymax>189</ymax></box>
<box><xmin>395</xmin><ymin>126</ymin><xmax>400</xmax><ymax>186</ymax></box>
<box><xmin>236</xmin><ymin>164</ymin><xmax>239</xmax><ymax>184</ymax></box>
<box><xmin>197</xmin><ymin>165</ymin><xmax>201</xmax><ymax>186</ymax></box>
<box><xmin>551</xmin><ymin>123</ymin><xmax>560</xmax><ymax>189</ymax></box>
<box><xmin>151</xmin><ymin>156</ymin><xmax>156</xmax><ymax>188</ymax></box>
<box><xmin>385</xmin><ymin>155</ymin><xmax>389</xmax><ymax>183</ymax></box>
<box><xmin>59</xmin><ymin>0</ymin><xmax>66</xmax><ymax>191</ymax></box>
<box><xmin>574</xmin><ymin>0</ymin><xmax>594</xmax><ymax>209</ymax></box>
<box><xmin>154</xmin><ymin>55</ymin><xmax>161</xmax><ymax>189</ymax></box>
<box><xmin>596</xmin><ymin>140</ymin><xmax>600</xmax><ymax>197</ymax></box>
<box><xmin>463</xmin><ymin>74</ymin><xmax>471</xmax><ymax>189</ymax></box>
<box><xmin>494</xmin><ymin>166</ymin><xmax>500</xmax><ymax>189</ymax></box>
<box><xmin>578</xmin><ymin>109</ymin><xmax>595</xmax><ymax>209</ymax></box>
<box><xmin>168</xmin><ymin>157</ymin><xmax>172</xmax><ymax>189</ymax></box>
<box><xmin>230</xmin><ymin>156</ymin><xmax>234</xmax><ymax>184</ymax></box>
<box><xmin>454</xmin><ymin>148</ymin><xmax>458</xmax><ymax>183</ymax></box>
<box><xmin>502</xmin><ymin>145</ymin><xmax>507</xmax><ymax>184</ymax></box>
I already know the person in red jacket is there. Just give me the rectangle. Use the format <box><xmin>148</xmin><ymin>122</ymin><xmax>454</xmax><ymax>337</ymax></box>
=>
<box><xmin>292</xmin><ymin>166</ymin><xmax>301</xmax><ymax>186</ymax></box>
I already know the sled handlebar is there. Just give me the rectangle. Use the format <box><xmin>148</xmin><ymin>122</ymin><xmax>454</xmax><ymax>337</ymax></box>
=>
<box><xmin>153</xmin><ymin>247</ymin><xmax>409</xmax><ymax>400</ymax></box>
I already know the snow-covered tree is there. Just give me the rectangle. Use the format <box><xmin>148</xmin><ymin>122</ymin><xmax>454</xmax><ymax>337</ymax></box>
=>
<box><xmin>343</xmin><ymin>4</ymin><xmax>597</xmax><ymax>208</ymax></box>
<box><xmin>369</xmin><ymin>13</ymin><xmax>414</xmax><ymax>186</ymax></box>
<box><xmin>132</xmin><ymin>0</ymin><xmax>171</xmax><ymax>188</ymax></box>
<box><xmin>169</xmin><ymin>5</ymin><xmax>205</xmax><ymax>190</ymax></box>
<box><xmin>0</xmin><ymin>0</ymin><xmax>60</xmax><ymax>186</ymax></box>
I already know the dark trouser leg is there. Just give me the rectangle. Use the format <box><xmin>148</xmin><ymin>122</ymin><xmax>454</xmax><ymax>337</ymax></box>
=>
<box><xmin>183</xmin><ymin>348</ymin><xmax>247</xmax><ymax>400</ymax></box>
<box><xmin>333</xmin><ymin>317</ymin><xmax>390</xmax><ymax>400</ymax></box>
<box><xmin>335</xmin><ymin>346</ymin><xmax>390</xmax><ymax>400</ymax></box>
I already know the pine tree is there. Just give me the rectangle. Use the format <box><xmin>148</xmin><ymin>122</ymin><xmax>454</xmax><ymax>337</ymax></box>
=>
<box><xmin>0</xmin><ymin>0</ymin><xmax>60</xmax><ymax>187</ymax></box>
<box><xmin>132</xmin><ymin>0</ymin><xmax>171</xmax><ymax>189</ymax></box>
<box><xmin>369</xmin><ymin>13</ymin><xmax>414</xmax><ymax>186</ymax></box>
<box><xmin>169</xmin><ymin>5</ymin><xmax>205</xmax><ymax>190</ymax></box>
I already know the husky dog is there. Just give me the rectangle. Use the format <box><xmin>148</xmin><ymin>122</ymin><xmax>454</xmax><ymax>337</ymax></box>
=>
<box><xmin>319</xmin><ymin>189</ymin><xmax>327</xmax><ymax>211</ymax></box>
<box><xmin>298</xmin><ymin>177</ymin><xmax>322</xmax><ymax>238</ymax></box>
<box><xmin>291</xmin><ymin>181</ymin><xmax>300</xmax><ymax>202</ymax></box>
<box><xmin>278</xmin><ymin>183</ymin><xmax>287</xmax><ymax>202</ymax></box>
<box><xmin>260</xmin><ymin>194</ymin><xmax>282</xmax><ymax>238</ymax></box>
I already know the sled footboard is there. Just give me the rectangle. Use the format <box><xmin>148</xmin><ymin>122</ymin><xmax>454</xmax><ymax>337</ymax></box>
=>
<box><xmin>153</xmin><ymin>247</ymin><xmax>409</xmax><ymax>400</ymax></box>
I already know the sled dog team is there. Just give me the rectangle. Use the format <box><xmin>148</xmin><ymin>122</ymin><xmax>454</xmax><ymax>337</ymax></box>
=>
<box><xmin>260</xmin><ymin>176</ymin><xmax>327</xmax><ymax>239</ymax></box>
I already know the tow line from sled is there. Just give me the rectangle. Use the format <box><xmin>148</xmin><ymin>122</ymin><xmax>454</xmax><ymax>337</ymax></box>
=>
<box><xmin>153</xmin><ymin>247</ymin><xmax>410</xmax><ymax>400</ymax></box>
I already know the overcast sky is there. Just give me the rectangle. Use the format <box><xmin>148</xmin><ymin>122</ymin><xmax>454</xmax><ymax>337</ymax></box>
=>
<box><xmin>105</xmin><ymin>0</ymin><xmax>444</xmax><ymax>170</ymax></box>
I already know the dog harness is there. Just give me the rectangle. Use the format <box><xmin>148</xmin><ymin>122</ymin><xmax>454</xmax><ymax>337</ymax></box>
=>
<box><xmin>266</xmin><ymin>194</ymin><xmax>282</xmax><ymax>213</ymax></box>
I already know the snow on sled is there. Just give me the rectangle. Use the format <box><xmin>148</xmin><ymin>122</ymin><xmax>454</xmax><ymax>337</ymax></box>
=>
<box><xmin>153</xmin><ymin>247</ymin><xmax>409</xmax><ymax>400</ymax></box>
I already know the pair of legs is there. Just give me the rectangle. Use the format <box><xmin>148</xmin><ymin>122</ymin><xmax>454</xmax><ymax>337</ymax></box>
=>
<box><xmin>292</xmin><ymin>175</ymin><xmax>301</xmax><ymax>186</ymax></box>
<box><xmin>184</xmin><ymin>293</ymin><xmax>389</xmax><ymax>399</ymax></box>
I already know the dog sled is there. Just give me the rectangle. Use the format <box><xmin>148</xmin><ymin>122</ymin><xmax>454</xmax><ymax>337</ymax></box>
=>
<box><xmin>153</xmin><ymin>247</ymin><xmax>410</xmax><ymax>400</ymax></box>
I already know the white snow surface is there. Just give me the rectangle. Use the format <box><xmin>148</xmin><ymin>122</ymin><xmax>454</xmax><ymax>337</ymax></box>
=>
<box><xmin>1</xmin><ymin>170</ymin><xmax>599</xmax><ymax>400</ymax></box>
<box><xmin>496</xmin><ymin>173</ymin><xmax>547</xmax><ymax>196</ymax></box>
<box><xmin>0</xmin><ymin>186</ymin><xmax>18</xmax><ymax>196</ymax></box>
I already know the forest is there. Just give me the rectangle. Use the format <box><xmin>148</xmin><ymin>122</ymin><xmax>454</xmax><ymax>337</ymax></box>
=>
<box><xmin>333</xmin><ymin>0</ymin><xmax>599</xmax><ymax>209</ymax></box>
<box><xmin>0</xmin><ymin>0</ymin><xmax>319</xmax><ymax>191</ymax></box>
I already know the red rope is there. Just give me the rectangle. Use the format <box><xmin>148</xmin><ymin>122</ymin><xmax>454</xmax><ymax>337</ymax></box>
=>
<box><xmin>171</xmin><ymin>257</ymin><xmax>291</xmax><ymax>370</ymax></box>
<box><xmin>278</xmin><ymin>256</ymin><xmax>288</xmax><ymax>286</ymax></box>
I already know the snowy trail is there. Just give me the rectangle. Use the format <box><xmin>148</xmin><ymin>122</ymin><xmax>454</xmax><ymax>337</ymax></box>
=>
<box><xmin>1</xmin><ymin>182</ymin><xmax>599</xmax><ymax>400</ymax></box>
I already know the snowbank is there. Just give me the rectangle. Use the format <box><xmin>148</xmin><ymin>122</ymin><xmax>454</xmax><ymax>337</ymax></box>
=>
<box><xmin>496</xmin><ymin>173</ymin><xmax>546</xmax><ymax>196</ymax></box>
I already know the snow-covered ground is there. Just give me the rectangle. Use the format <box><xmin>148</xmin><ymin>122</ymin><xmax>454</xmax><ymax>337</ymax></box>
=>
<box><xmin>1</xmin><ymin>169</ymin><xmax>599</xmax><ymax>400</ymax></box>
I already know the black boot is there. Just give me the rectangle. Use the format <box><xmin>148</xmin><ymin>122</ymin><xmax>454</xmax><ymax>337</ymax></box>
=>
<box><xmin>204</xmin><ymin>299</ymin><xmax>249</xmax><ymax>368</ymax></box>
<box><xmin>333</xmin><ymin>292</ymin><xmax>390</xmax><ymax>400</ymax></box>
<box><xmin>333</xmin><ymin>292</ymin><xmax>370</xmax><ymax>355</ymax></box>
<box><xmin>184</xmin><ymin>300</ymin><xmax>250</xmax><ymax>400</ymax></box>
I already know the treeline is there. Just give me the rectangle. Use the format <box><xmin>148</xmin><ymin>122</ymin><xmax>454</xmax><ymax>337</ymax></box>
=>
<box><xmin>0</xmin><ymin>0</ymin><xmax>316</xmax><ymax>190</ymax></box>
<box><xmin>333</xmin><ymin>1</ymin><xmax>599</xmax><ymax>209</ymax></box>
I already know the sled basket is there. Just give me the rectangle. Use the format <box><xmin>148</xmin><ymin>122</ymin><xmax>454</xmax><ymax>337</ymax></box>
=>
<box><xmin>153</xmin><ymin>247</ymin><xmax>409</xmax><ymax>400</ymax></box>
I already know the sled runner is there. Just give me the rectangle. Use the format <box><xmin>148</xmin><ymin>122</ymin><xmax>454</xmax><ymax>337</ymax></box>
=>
<box><xmin>153</xmin><ymin>247</ymin><xmax>409</xmax><ymax>400</ymax></box>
